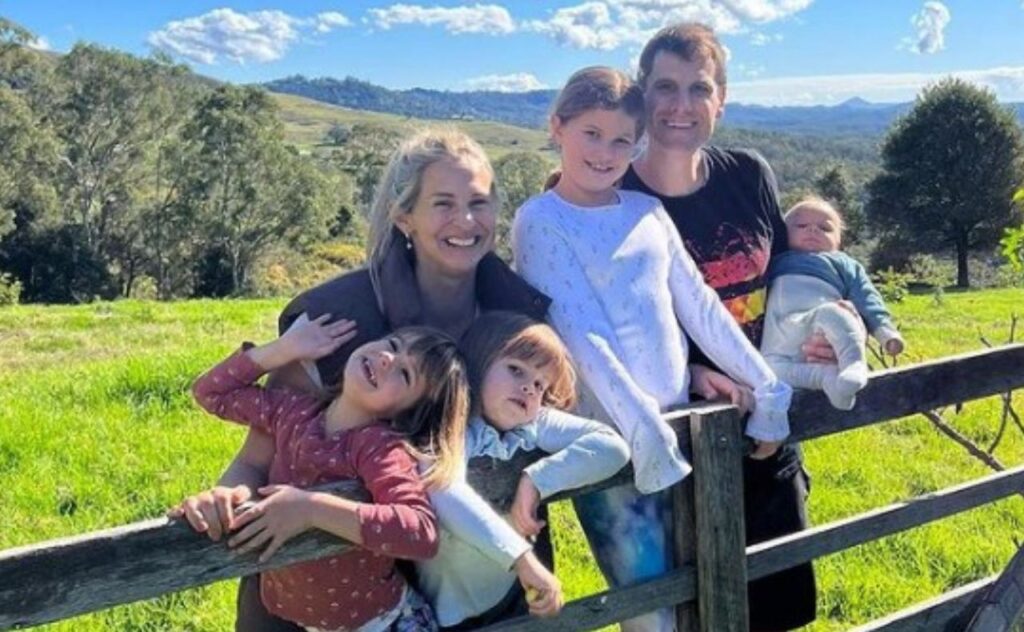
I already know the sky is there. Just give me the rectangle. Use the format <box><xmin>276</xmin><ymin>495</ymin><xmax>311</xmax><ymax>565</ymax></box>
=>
<box><xmin>4</xmin><ymin>1</ymin><xmax>1024</xmax><ymax>105</ymax></box>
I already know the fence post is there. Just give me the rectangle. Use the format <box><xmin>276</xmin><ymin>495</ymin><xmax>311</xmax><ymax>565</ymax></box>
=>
<box><xmin>690</xmin><ymin>406</ymin><xmax>749</xmax><ymax>632</ymax></box>
<box><xmin>673</xmin><ymin>472</ymin><xmax>700</xmax><ymax>632</ymax></box>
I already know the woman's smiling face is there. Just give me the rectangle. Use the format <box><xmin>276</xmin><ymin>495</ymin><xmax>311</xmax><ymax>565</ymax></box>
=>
<box><xmin>395</xmin><ymin>157</ymin><xmax>497</xmax><ymax>281</ymax></box>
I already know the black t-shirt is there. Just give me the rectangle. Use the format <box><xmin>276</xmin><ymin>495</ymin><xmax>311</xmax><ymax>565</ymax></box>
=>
<box><xmin>620</xmin><ymin>146</ymin><xmax>787</xmax><ymax>358</ymax></box>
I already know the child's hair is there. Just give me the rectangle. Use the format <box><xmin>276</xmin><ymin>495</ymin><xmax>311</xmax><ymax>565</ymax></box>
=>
<box><xmin>637</xmin><ymin>22</ymin><xmax>728</xmax><ymax>90</ymax></box>
<box><xmin>366</xmin><ymin>127</ymin><xmax>498</xmax><ymax>294</ymax></box>
<box><xmin>460</xmin><ymin>312</ymin><xmax>577</xmax><ymax>416</ymax></box>
<box><xmin>785</xmin><ymin>195</ymin><xmax>847</xmax><ymax>234</ymax></box>
<box><xmin>386</xmin><ymin>326</ymin><xmax>470</xmax><ymax>489</ymax></box>
<box><xmin>550</xmin><ymin>66</ymin><xmax>646</xmax><ymax>140</ymax></box>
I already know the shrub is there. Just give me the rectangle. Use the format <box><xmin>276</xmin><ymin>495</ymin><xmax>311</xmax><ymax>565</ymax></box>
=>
<box><xmin>874</xmin><ymin>267</ymin><xmax>911</xmax><ymax>303</ymax></box>
<box><xmin>0</xmin><ymin>272</ymin><xmax>22</xmax><ymax>306</ymax></box>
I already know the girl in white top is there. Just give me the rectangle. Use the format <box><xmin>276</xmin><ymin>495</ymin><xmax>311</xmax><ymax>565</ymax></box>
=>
<box><xmin>511</xmin><ymin>66</ymin><xmax>791</xmax><ymax>632</ymax></box>
<box><xmin>418</xmin><ymin>311</ymin><xmax>630</xmax><ymax>629</ymax></box>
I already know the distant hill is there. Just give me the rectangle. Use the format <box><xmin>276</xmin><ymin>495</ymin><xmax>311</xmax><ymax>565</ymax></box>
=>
<box><xmin>262</xmin><ymin>75</ymin><xmax>1024</xmax><ymax>138</ymax></box>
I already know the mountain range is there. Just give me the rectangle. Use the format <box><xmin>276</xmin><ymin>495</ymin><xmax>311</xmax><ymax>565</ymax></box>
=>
<box><xmin>262</xmin><ymin>75</ymin><xmax>1024</xmax><ymax>138</ymax></box>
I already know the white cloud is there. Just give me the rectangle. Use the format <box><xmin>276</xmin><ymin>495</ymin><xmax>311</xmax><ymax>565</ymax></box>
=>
<box><xmin>903</xmin><ymin>1</ymin><xmax>950</xmax><ymax>55</ymax></box>
<box><xmin>27</xmin><ymin>36</ymin><xmax>51</xmax><ymax>51</ymax></box>
<box><xmin>147</xmin><ymin>9</ymin><xmax>301</xmax><ymax>64</ymax></box>
<box><xmin>729</xmin><ymin>66</ymin><xmax>1024</xmax><ymax>106</ymax></box>
<box><xmin>464</xmin><ymin>72</ymin><xmax>548</xmax><ymax>92</ymax></box>
<box><xmin>750</xmin><ymin>32</ymin><xmax>783</xmax><ymax>46</ymax></box>
<box><xmin>525</xmin><ymin>0</ymin><xmax>813</xmax><ymax>51</ymax></box>
<box><xmin>367</xmin><ymin>4</ymin><xmax>516</xmax><ymax>35</ymax></box>
<box><xmin>314</xmin><ymin>11</ymin><xmax>352</xmax><ymax>33</ymax></box>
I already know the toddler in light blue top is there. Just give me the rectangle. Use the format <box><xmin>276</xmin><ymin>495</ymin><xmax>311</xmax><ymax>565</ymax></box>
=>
<box><xmin>417</xmin><ymin>311</ymin><xmax>630</xmax><ymax>628</ymax></box>
<box><xmin>762</xmin><ymin>196</ymin><xmax>905</xmax><ymax>409</ymax></box>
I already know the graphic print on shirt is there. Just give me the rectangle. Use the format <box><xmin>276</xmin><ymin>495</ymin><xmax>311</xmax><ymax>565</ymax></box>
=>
<box><xmin>682</xmin><ymin>220</ymin><xmax>771</xmax><ymax>343</ymax></box>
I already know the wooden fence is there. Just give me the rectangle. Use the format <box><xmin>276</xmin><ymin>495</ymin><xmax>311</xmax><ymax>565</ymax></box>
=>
<box><xmin>2</xmin><ymin>344</ymin><xmax>1024</xmax><ymax>631</ymax></box>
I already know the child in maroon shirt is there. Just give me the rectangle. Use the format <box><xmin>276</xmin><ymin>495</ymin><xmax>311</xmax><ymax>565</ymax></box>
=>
<box><xmin>178</xmin><ymin>316</ymin><xmax>470</xmax><ymax>631</ymax></box>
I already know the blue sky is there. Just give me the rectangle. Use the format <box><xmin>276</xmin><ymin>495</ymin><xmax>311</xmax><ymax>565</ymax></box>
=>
<box><xmin>4</xmin><ymin>1</ymin><xmax>1023</xmax><ymax>105</ymax></box>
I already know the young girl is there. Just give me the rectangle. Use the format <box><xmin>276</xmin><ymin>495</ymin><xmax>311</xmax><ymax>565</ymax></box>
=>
<box><xmin>762</xmin><ymin>196</ymin><xmax>904</xmax><ymax>410</ymax></box>
<box><xmin>416</xmin><ymin>311</ymin><xmax>630</xmax><ymax>629</ymax></box>
<box><xmin>177</xmin><ymin>316</ymin><xmax>469</xmax><ymax>632</ymax></box>
<box><xmin>512</xmin><ymin>66</ymin><xmax>791</xmax><ymax>631</ymax></box>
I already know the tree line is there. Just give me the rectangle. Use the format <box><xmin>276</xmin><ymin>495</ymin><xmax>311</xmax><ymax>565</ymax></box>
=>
<box><xmin>2</xmin><ymin>17</ymin><xmax>1022</xmax><ymax>304</ymax></box>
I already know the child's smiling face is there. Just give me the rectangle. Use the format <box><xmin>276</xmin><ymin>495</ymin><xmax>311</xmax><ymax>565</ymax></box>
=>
<box><xmin>342</xmin><ymin>334</ymin><xmax>427</xmax><ymax>419</ymax></box>
<box><xmin>480</xmin><ymin>354</ymin><xmax>554</xmax><ymax>431</ymax></box>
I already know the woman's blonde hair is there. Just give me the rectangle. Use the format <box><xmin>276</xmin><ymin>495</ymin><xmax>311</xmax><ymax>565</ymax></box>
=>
<box><xmin>386</xmin><ymin>326</ymin><xmax>469</xmax><ymax>489</ymax></box>
<box><xmin>366</xmin><ymin>127</ymin><xmax>498</xmax><ymax>281</ymax></box>
<box><xmin>460</xmin><ymin>311</ymin><xmax>577</xmax><ymax>417</ymax></box>
<box><xmin>550</xmin><ymin>66</ymin><xmax>646</xmax><ymax>139</ymax></box>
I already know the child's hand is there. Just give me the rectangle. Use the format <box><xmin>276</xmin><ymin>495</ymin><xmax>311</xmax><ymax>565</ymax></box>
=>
<box><xmin>228</xmin><ymin>485</ymin><xmax>314</xmax><ymax>562</ymax></box>
<box><xmin>510</xmin><ymin>475</ymin><xmax>545</xmax><ymax>538</ymax></box>
<box><xmin>690</xmin><ymin>364</ymin><xmax>754</xmax><ymax>414</ymax></box>
<box><xmin>749</xmin><ymin>440</ymin><xmax>782</xmax><ymax>460</ymax></box>
<box><xmin>280</xmin><ymin>314</ymin><xmax>357</xmax><ymax>363</ymax></box>
<box><xmin>513</xmin><ymin>551</ymin><xmax>563</xmax><ymax>617</ymax></box>
<box><xmin>169</xmin><ymin>485</ymin><xmax>252</xmax><ymax>542</ymax></box>
<box><xmin>884</xmin><ymin>338</ymin><xmax>905</xmax><ymax>356</ymax></box>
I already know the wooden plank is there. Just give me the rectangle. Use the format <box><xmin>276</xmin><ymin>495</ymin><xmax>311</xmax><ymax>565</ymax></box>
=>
<box><xmin>852</xmin><ymin>575</ymin><xmax>995</xmax><ymax>632</ymax></box>
<box><xmin>747</xmin><ymin>465</ymin><xmax>1024</xmax><ymax>581</ymax></box>
<box><xmin>0</xmin><ymin>482</ymin><xmax>369</xmax><ymax>630</ymax></box>
<box><xmin>482</xmin><ymin>567</ymin><xmax>697</xmax><ymax>631</ymax></box>
<box><xmin>690</xmin><ymin>407</ymin><xmax>748</xmax><ymax>632</ymax></box>
<box><xmin>789</xmin><ymin>344</ymin><xmax>1024</xmax><ymax>442</ymax></box>
<box><xmin>673</xmin><ymin>472</ymin><xmax>700</xmax><ymax>632</ymax></box>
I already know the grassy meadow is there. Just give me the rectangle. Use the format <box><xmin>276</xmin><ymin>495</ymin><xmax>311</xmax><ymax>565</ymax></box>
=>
<box><xmin>2</xmin><ymin>288</ymin><xmax>1024</xmax><ymax>630</ymax></box>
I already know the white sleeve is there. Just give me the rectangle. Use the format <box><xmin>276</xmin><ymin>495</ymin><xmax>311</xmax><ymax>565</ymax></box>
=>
<box><xmin>657</xmin><ymin>208</ymin><xmax>791</xmax><ymax>441</ymax></box>
<box><xmin>513</xmin><ymin>203</ymin><xmax>691</xmax><ymax>493</ymax></box>
<box><xmin>428</xmin><ymin>471</ymin><xmax>530</xmax><ymax>569</ymax></box>
<box><xmin>527</xmin><ymin>408</ymin><xmax>631</xmax><ymax>499</ymax></box>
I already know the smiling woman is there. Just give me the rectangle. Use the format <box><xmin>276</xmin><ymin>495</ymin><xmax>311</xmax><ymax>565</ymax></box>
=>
<box><xmin>173</xmin><ymin>126</ymin><xmax>551</xmax><ymax>632</ymax></box>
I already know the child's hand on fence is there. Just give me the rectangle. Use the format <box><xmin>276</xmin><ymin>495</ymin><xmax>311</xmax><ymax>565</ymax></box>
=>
<box><xmin>690</xmin><ymin>364</ymin><xmax>754</xmax><ymax>414</ymax></box>
<box><xmin>279</xmin><ymin>314</ymin><xmax>357</xmax><ymax>363</ymax></box>
<box><xmin>514</xmin><ymin>551</ymin><xmax>563</xmax><ymax>617</ymax></box>
<box><xmin>169</xmin><ymin>485</ymin><xmax>252</xmax><ymax>542</ymax></box>
<box><xmin>228</xmin><ymin>485</ymin><xmax>314</xmax><ymax>562</ymax></box>
<box><xmin>510</xmin><ymin>475</ymin><xmax>544</xmax><ymax>537</ymax></box>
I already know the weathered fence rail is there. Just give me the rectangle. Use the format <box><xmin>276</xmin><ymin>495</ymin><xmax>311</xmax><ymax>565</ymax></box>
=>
<box><xmin>2</xmin><ymin>344</ymin><xmax>1024</xmax><ymax>631</ymax></box>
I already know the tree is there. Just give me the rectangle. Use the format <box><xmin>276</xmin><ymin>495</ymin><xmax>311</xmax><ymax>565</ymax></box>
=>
<box><xmin>814</xmin><ymin>163</ymin><xmax>865</xmax><ymax>245</ymax></box>
<box><xmin>179</xmin><ymin>86</ymin><xmax>333</xmax><ymax>295</ymax></box>
<box><xmin>493</xmin><ymin>151</ymin><xmax>551</xmax><ymax>260</ymax></box>
<box><xmin>866</xmin><ymin>78</ymin><xmax>1024</xmax><ymax>287</ymax></box>
<box><xmin>329</xmin><ymin>123</ymin><xmax>404</xmax><ymax>212</ymax></box>
<box><xmin>0</xmin><ymin>86</ymin><xmax>58</xmax><ymax>243</ymax></box>
<box><xmin>324</xmin><ymin>122</ymin><xmax>350</xmax><ymax>146</ymax></box>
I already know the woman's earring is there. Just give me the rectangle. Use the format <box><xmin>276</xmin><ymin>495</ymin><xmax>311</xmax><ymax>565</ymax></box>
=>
<box><xmin>403</xmin><ymin>232</ymin><xmax>413</xmax><ymax>250</ymax></box>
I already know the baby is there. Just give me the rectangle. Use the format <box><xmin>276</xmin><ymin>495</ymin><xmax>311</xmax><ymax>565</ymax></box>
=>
<box><xmin>761</xmin><ymin>196</ymin><xmax>905</xmax><ymax>410</ymax></box>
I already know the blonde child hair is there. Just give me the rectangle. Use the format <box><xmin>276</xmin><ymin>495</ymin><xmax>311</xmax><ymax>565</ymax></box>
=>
<box><xmin>785</xmin><ymin>195</ymin><xmax>848</xmax><ymax>234</ymax></box>
<box><xmin>460</xmin><ymin>311</ymin><xmax>577</xmax><ymax>416</ymax></box>
<box><xmin>387</xmin><ymin>326</ymin><xmax>470</xmax><ymax>489</ymax></box>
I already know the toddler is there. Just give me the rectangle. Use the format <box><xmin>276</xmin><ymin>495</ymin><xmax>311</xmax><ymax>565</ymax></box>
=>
<box><xmin>417</xmin><ymin>311</ymin><xmax>630</xmax><ymax>629</ymax></box>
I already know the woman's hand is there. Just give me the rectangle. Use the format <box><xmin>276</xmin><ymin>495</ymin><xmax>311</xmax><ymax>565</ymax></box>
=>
<box><xmin>690</xmin><ymin>364</ymin><xmax>754</xmax><ymax>414</ymax></box>
<box><xmin>169</xmin><ymin>485</ymin><xmax>253</xmax><ymax>541</ymax></box>
<box><xmin>228</xmin><ymin>485</ymin><xmax>315</xmax><ymax>562</ymax></box>
<box><xmin>749</xmin><ymin>440</ymin><xmax>782</xmax><ymax>460</ymax></box>
<box><xmin>279</xmin><ymin>314</ymin><xmax>357</xmax><ymax>363</ymax></box>
<box><xmin>513</xmin><ymin>551</ymin><xmax>564</xmax><ymax>617</ymax></box>
<box><xmin>510</xmin><ymin>475</ymin><xmax>545</xmax><ymax>538</ymax></box>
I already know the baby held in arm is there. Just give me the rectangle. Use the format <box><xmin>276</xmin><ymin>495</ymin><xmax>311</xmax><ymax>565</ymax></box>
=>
<box><xmin>172</xmin><ymin>315</ymin><xmax>470</xmax><ymax>631</ymax></box>
<box><xmin>762</xmin><ymin>196</ymin><xmax>905</xmax><ymax>410</ymax></box>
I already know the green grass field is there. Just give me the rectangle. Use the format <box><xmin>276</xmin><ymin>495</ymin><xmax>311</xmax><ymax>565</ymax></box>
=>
<box><xmin>2</xmin><ymin>288</ymin><xmax>1023</xmax><ymax>630</ymax></box>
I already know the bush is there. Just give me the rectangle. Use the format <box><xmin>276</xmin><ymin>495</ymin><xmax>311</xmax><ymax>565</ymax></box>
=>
<box><xmin>874</xmin><ymin>267</ymin><xmax>911</xmax><ymax>303</ymax></box>
<box><xmin>313</xmin><ymin>241</ymin><xmax>366</xmax><ymax>269</ymax></box>
<box><xmin>0</xmin><ymin>272</ymin><xmax>21</xmax><ymax>305</ymax></box>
